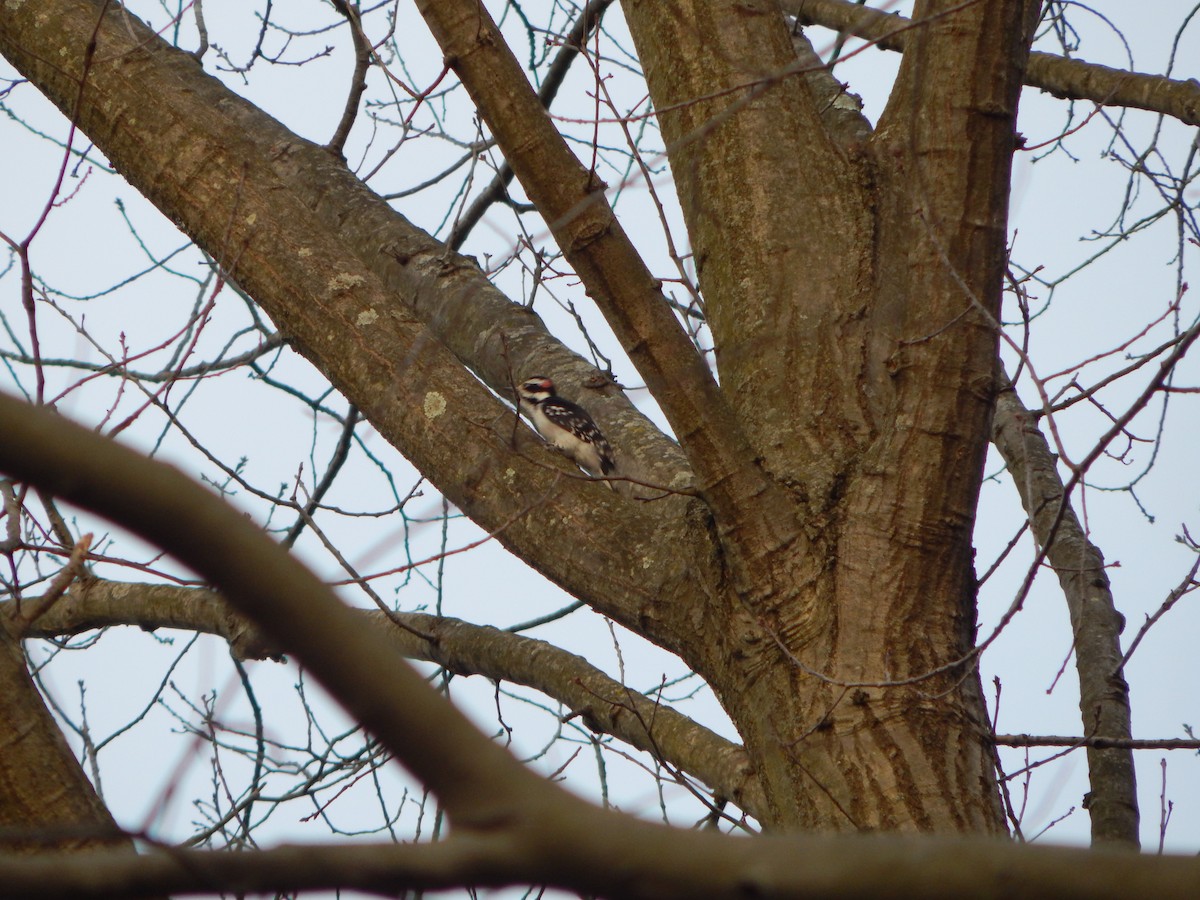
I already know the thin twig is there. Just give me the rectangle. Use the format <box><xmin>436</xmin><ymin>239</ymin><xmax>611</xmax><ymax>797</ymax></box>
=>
<box><xmin>10</xmin><ymin>532</ymin><xmax>92</xmax><ymax>635</ymax></box>
<box><xmin>327</xmin><ymin>0</ymin><xmax>372</xmax><ymax>157</ymax></box>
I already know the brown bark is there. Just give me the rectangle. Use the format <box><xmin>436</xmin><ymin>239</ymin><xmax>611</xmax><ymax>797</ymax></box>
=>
<box><xmin>992</xmin><ymin>374</ymin><xmax>1139</xmax><ymax>846</ymax></box>
<box><xmin>0</xmin><ymin>0</ymin><xmax>715</xmax><ymax>663</ymax></box>
<box><xmin>605</xmin><ymin>0</ymin><xmax>1040</xmax><ymax>832</ymax></box>
<box><xmin>0</xmin><ymin>624</ymin><xmax>131</xmax><ymax>856</ymax></box>
<box><xmin>789</xmin><ymin>0</ymin><xmax>1200</xmax><ymax>127</ymax></box>
<box><xmin>0</xmin><ymin>0</ymin><xmax>1162</xmax><ymax>859</ymax></box>
<box><xmin>622</xmin><ymin>0</ymin><xmax>868</xmax><ymax>494</ymax></box>
<box><xmin>9</xmin><ymin>579</ymin><xmax>766</xmax><ymax>821</ymax></box>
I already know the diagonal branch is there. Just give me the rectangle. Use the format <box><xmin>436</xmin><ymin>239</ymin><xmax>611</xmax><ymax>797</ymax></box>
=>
<box><xmin>415</xmin><ymin>0</ymin><xmax>812</xmax><ymax>611</ymax></box>
<box><xmin>0</xmin><ymin>0</ymin><xmax>709</xmax><ymax>648</ymax></box>
<box><xmin>991</xmin><ymin>370</ymin><xmax>1138</xmax><ymax>848</ymax></box>
<box><xmin>448</xmin><ymin>0</ymin><xmax>615</xmax><ymax>250</ymax></box>
<box><xmin>10</xmin><ymin>579</ymin><xmax>766</xmax><ymax>820</ymax></box>
<box><xmin>789</xmin><ymin>0</ymin><xmax>1200</xmax><ymax>127</ymax></box>
<box><xmin>3</xmin><ymin>825</ymin><xmax>1200</xmax><ymax>899</ymax></box>
<box><xmin>0</xmin><ymin>388</ymin><xmax>581</xmax><ymax>828</ymax></box>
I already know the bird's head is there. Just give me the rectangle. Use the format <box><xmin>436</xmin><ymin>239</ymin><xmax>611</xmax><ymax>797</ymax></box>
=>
<box><xmin>518</xmin><ymin>376</ymin><xmax>555</xmax><ymax>404</ymax></box>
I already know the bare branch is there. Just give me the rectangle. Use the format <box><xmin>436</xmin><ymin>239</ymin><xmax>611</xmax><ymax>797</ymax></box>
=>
<box><xmin>1117</xmin><ymin>552</ymin><xmax>1200</xmax><ymax>672</ymax></box>
<box><xmin>326</xmin><ymin>0</ymin><xmax>371</xmax><ymax>157</ymax></box>
<box><xmin>0</xmin><ymin>389</ymin><xmax>553</xmax><ymax>826</ymax></box>
<box><xmin>448</xmin><ymin>0</ymin><xmax>615</xmax><ymax>250</ymax></box>
<box><xmin>789</xmin><ymin>0</ymin><xmax>1200</xmax><ymax>127</ymax></box>
<box><xmin>414</xmin><ymin>0</ymin><xmax>799</xmax><ymax>579</ymax></box>
<box><xmin>996</xmin><ymin>735</ymin><xmax>1200</xmax><ymax>751</ymax></box>
<box><xmin>991</xmin><ymin>369</ymin><xmax>1138</xmax><ymax>847</ymax></box>
<box><xmin>7</xmin><ymin>532</ymin><xmax>91</xmax><ymax>634</ymax></box>
<box><xmin>3</xmin><ymin>829</ymin><xmax>1200</xmax><ymax>899</ymax></box>
<box><xmin>11</xmin><ymin>578</ymin><xmax>766</xmax><ymax>820</ymax></box>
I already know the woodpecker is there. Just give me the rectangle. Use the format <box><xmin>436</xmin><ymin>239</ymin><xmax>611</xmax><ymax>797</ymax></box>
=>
<box><xmin>517</xmin><ymin>375</ymin><xmax>618</xmax><ymax>486</ymax></box>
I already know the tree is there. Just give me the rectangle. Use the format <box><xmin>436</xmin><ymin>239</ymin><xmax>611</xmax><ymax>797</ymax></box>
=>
<box><xmin>1</xmin><ymin>0</ymin><xmax>1198</xmax><ymax>896</ymax></box>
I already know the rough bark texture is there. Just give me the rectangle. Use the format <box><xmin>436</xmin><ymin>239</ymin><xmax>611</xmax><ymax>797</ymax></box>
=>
<box><xmin>992</xmin><ymin>377</ymin><xmax>1139</xmax><ymax>846</ymax></box>
<box><xmin>0</xmin><ymin>0</ymin><xmax>716</xmax><ymax>665</ymax></box>
<box><xmin>0</xmin><ymin>0</ymin><xmax>1151</xmax><ymax>871</ymax></box>
<box><xmin>0</xmin><ymin>624</ymin><xmax>132</xmax><ymax>856</ymax></box>
<box><xmin>8</xmin><ymin>579</ymin><xmax>767</xmax><ymax>821</ymax></box>
<box><xmin>610</xmin><ymin>0</ymin><xmax>1041</xmax><ymax>832</ymax></box>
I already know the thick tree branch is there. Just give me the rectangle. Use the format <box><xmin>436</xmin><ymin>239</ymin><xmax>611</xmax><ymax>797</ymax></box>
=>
<box><xmin>0</xmin><ymin>0</ymin><xmax>709</xmax><ymax>650</ymax></box>
<box><xmin>0</xmin><ymin>625</ymin><xmax>137</xmax><ymax>858</ymax></box>
<box><xmin>9</xmin><ymin>579</ymin><xmax>766</xmax><ymax>820</ymax></box>
<box><xmin>0</xmin><ymin>390</ymin><xmax>553</xmax><ymax>826</ymax></box>
<box><xmin>447</xmin><ymin>0</ymin><xmax>615</xmax><ymax>250</ymax></box>
<box><xmin>413</xmin><ymin>0</ymin><xmax>801</xmax><ymax>577</ymax></box>
<box><xmin>2</xmin><ymin>830</ymin><xmax>1200</xmax><ymax>900</ymax></box>
<box><xmin>9</xmin><ymin>389</ymin><xmax>1195</xmax><ymax>900</ymax></box>
<box><xmin>788</xmin><ymin>0</ymin><xmax>1200</xmax><ymax>127</ymax></box>
<box><xmin>326</xmin><ymin>0</ymin><xmax>370</xmax><ymax>157</ymax></box>
<box><xmin>991</xmin><ymin>372</ymin><xmax>1138</xmax><ymax>848</ymax></box>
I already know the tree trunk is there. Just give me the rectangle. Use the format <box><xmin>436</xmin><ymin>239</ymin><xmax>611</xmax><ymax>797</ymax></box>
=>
<box><xmin>0</xmin><ymin>0</ymin><xmax>1051</xmax><ymax>840</ymax></box>
<box><xmin>0</xmin><ymin>623</ymin><xmax>134</xmax><ymax>855</ymax></box>
<box><xmin>612</xmin><ymin>0</ymin><xmax>1042</xmax><ymax>831</ymax></box>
